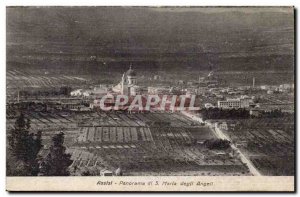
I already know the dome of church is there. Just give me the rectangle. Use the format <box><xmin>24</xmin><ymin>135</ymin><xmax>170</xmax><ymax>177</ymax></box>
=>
<box><xmin>126</xmin><ymin>67</ymin><xmax>137</xmax><ymax>77</ymax></box>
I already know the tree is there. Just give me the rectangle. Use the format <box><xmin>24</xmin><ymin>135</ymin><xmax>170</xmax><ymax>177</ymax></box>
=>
<box><xmin>204</xmin><ymin>139</ymin><xmax>231</xmax><ymax>150</ymax></box>
<box><xmin>199</xmin><ymin>108</ymin><xmax>250</xmax><ymax>120</ymax></box>
<box><xmin>7</xmin><ymin>113</ymin><xmax>43</xmax><ymax>176</ymax></box>
<box><xmin>59</xmin><ymin>86</ymin><xmax>72</xmax><ymax>96</ymax></box>
<box><xmin>39</xmin><ymin>132</ymin><xmax>73</xmax><ymax>176</ymax></box>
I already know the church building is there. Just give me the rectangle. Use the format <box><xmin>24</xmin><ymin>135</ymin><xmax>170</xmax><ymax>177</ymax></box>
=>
<box><xmin>112</xmin><ymin>65</ymin><xmax>138</xmax><ymax>96</ymax></box>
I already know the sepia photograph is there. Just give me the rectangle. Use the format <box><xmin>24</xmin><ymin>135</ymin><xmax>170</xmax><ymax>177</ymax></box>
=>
<box><xmin>6</xmin><ymin>6</ymin><xmax>295</xmax><ymax>192</ymax></box>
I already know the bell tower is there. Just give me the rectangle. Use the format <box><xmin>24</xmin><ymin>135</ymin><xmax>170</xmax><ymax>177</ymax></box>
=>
<box><xmin>127</xmin><ymin>65</ymin><xmax>137</xmax><ymax>85</ymax></box>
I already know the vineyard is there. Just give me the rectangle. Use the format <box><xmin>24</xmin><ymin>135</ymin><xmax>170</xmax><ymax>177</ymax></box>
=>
<box><xmin>68</xmin><ymin>131</ymin><xmax>249</xmax><ymax>176</ymax></box>
<box><xmin>224</xmin><ymin>117</ymin><xmax>294</xmax><ymax>175</ymax></box>
<box><xmin>7</xmin><ymin>108</ymin><xmax>250</xmax><ymax>176</ymax></box>
<box><xmin>6</xmin><ymin>68</ymin><xmax>88</xmax><ymax>101</ymax></box>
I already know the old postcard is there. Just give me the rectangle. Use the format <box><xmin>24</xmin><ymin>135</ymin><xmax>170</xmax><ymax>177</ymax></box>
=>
<box><xmin>6</xmin><ymin>6</ymin><xmax>295</xmax><ymax>192</ymax></box>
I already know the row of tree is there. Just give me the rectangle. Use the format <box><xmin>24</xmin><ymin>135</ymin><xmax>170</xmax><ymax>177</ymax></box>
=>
<box><xmin>260</xmin><ymin>109</ymin><xmax>293</xmax><ymax>118</ymax></box>
<box><xmin>204</xmin><ymin>139</ymin><xmax>231</xmax><ymax>150</ymax></box>
<box><xmin>19</xmin><ymin>86</ymin><xmax>72</xmax><ymax>97</ymax></box>
<box><xmin>200</xmin><ymin>108</ymin><xmax>250</xmax><ymax>120</ymax></box>
<box><xmin>7</xmin><ymin>113</ymin><xmax>72</xmax><ymax>176</ymax></box>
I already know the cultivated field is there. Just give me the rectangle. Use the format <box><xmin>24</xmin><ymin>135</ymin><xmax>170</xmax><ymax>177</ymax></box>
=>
<box><xmin>223</xmin><ymin>117</ymin><xmax>294</xmax><ymax>175</ymax></box>
<box><xmin>6</xmin><ymin>68</ymin><xmax>87</xmax><ymax>100</ymax></box>
<box><xmin>7</xmin><ymin>108</ymin><xmax>250</xmax><ymax>176</ymax></box>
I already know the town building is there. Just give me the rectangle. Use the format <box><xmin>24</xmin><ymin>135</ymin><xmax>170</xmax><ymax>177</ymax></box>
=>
<box><xmin>70</xmin><ymin>89</ymin><xmax>83</xmax><ymax>96</ymax></box>
<box><xmin>204</xmin><ymin>103</ymin><xmax>214</xmax><ymax>108</ymax></box>
<box><xmin>217</xmin><ymin>96</ymin><xmax>252</xmax><ymax>109</ymax></box>
<box><xmin>148</xmin><ymin>86</ymin><xmax>171</xmax><ymax>95</ymax></box>
<box><xmin>250</xmin><ymin>109</ymin><xmax>261</xmax><ymax>117</ymax></box>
